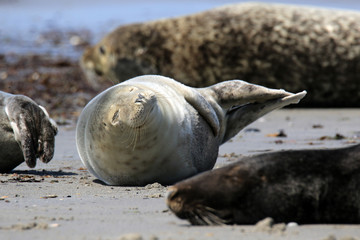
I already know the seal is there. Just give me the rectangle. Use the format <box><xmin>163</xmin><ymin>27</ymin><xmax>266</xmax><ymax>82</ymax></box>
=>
<box><xmin>167</xmin><ymin>143</ymin><xmax>360</xmax><ymax>225</ymax></box>
<box><xmin>0</xmin><ymin>91</ymin><xmax>58</xmax><ymax>173</ymax></box>
<box><xmin>81</xmin><ymin>3</ymin><xmax>360</xmax><ymax>107</ymax></box>
<box><xmin>76</xmin><ymin>75</ymin><xmax>306</xmax><ymax>186</ymax></box>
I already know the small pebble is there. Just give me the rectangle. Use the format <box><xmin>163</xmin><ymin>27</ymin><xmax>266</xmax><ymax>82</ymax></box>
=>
<box><xmin>119</xmin><ymin>233</ymin><xmax>143</xmax><ymax>240</ymax></box>
<box><xmin>287</xmin><ymin>222</ymin><xmax>298</xmax><ymax>227</ymax></box>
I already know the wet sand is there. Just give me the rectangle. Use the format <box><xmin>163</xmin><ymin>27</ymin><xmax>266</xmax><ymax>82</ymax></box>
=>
<box><xmin>1</xmin><ymin>109</ymin><xmax>359</xmax><ymax>240</ymax></box>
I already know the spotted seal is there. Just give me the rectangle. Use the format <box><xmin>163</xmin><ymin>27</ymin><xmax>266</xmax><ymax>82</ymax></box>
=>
<box><xmin>0</xmin><ymin>91</ymin><xmax>58</xmax><ymax>172</ymax></box>
<box><xmin>167</xmin><ymin>143</ymin><xmax>360</xmax><ymax>225</ymax></box>
<box><xmin>76</xmin><ymin>75</ymin><xmax>306</xmax><ymax>186</ymax></box>
<box><xmin>81</xmin><ymin>3</ymin><xmax>360</xmax><ymax>107</ymax></box>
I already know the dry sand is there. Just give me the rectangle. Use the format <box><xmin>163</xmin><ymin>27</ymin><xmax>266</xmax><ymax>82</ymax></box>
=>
<box><xmin>1</xmin><ymin>109</ymin><xmax>359</xmax><ymax>240</ymax></box>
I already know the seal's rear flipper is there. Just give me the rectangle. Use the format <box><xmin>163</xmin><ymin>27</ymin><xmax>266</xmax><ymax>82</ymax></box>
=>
<box><xmin>201</xmin><ymin>80</ymin><xmax>297</xmax><ymax>110</ymax></box>
<box><xmin>222</xmin><ymin>91</ymin><xmax>306</xmax><ymax>143</ymax></box>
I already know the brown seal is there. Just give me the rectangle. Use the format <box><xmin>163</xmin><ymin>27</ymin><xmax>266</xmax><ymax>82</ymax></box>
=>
<box><xmin>167</xmin><ymin>143</ymin><xmax>360</xmax><ymax>225</ymax></box>
<box><xmin>81</xmin><ymin>2</ymin><xmax>360</xmax><ymax>107</ymax></box>
<box><xmin>0</xmin><ymin>91</ymin><xmax>58</xmax><ymax>172</ymax></box>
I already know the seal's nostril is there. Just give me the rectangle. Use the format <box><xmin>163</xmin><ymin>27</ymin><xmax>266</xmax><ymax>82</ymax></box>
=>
<box><xmin>166</xmin><ymin>186</ymin><xmax>179</xmax><ymax>201</ymax></box>
<box><xmin>135</xmin><ymin>93</ymin><xmax>145</xmax><ymax>103</ymax></box>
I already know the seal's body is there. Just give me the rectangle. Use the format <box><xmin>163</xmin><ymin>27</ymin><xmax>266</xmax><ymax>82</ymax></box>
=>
<box><xmin>76</xmin><ymin>75</ymin><xmax>306</xmax><ymax>186</ymax></box>
<box><xmin>0</xmin><ymin>91</ymin><xmax>57</xmax><ymax>172</ymax></box>
<box><xmin>167</xmin><ymin>144</ymin><xmax>360</xmax><ymax>225</ymax></box>
<box><xmin>81</xmin><ymin>3</ymin><xmax>360</xmax><ymax>107</ymax></box>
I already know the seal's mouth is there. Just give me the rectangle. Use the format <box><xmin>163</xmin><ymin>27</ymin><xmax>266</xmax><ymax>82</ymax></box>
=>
<box><xmin>80</xmin><ymin>57</ymin><xmax>106</xmax><ymax>89</ymax></box>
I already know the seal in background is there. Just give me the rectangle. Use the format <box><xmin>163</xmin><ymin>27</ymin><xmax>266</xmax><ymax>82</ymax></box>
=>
<box><xmin>81</xmin><ymin>3</ymin><xmax>360</xmax><ymax>107</ymax></box>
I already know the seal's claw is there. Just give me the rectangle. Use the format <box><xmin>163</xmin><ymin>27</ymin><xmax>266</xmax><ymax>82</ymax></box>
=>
<box><xmin>39</xmin><ymin>141</ymin><xmax>54</xmax><ymax>163</ymax></box>
<box><xmin>38</xmin><ymin>109</ymin><xmax>57</xmax><ymax>164</ymax></box>
<box><xmin>39</xmin><ymin>128</ymin><xmax>56</xmax><ymax>164</ymax></box>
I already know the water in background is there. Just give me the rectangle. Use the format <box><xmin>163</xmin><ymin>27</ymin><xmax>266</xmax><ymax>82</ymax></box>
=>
<box><xmin>1</xmin><ymin>0</ymin><xmax>360</xmax><ymax>57</ymax></box>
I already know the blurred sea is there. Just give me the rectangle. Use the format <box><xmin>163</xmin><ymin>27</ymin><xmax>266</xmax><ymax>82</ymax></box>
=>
<box><xmin>0</xmin><ymin>0</ymin><xmax>360</xmax><ymax>57</ymax></box>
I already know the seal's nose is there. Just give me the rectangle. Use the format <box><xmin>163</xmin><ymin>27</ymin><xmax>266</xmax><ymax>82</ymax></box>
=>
<box><xmin>166</xmin><ymin>186</ymin><xmax>187</xmax><ymax>217</ymax></box>
<box><xmin>166</xmin><ymin>186</ymin><xmax>179</xmax><ymax>208</ymax></box>
<box><xmin>166</xmin><ymin>186</ymin><xmax>177</xmax><ymax>200</ymax></box>
<box><xmin>135</xmin><ymin>93</ymin><xmax>145</xmax><ymax>103</ymax></box>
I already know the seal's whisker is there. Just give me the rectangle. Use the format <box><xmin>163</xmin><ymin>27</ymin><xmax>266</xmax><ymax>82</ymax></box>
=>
<box><xmin>132</xmin><ymin>128</ymin><xmax>141</xmax><ymax>151</ymax></box>
<box><xmin>122</xmin><ymin>125</ymin><xmax>136</xmax><ymax>148</ymax></box>
<box><xmin>201</xmin><ymin>208</ymin><xmax>227</xmax><ymax>225</ymax></box>
<box><xmin>129</xmin><ymin>126</ymin><xmax>138</xmax><ymax>150</ymax></box>
<box><xmin>193</xmin><ymin>209</ymin><xmax>212</xmax><ymax>225</ymax></box>
<box><xmin>140</xmin><ymin>126</ymin><xmax>148</xmax><ymax>140</ymax></box>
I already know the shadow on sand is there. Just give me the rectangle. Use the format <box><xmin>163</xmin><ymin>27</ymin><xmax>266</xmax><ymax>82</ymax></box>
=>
<box><xmin>11</xmin><ymin>169</ymin><xmax>77</xmax><ymax>176</ymax></box>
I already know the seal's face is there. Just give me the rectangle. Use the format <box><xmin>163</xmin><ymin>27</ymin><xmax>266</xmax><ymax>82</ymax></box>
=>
<box><xmin>80</xmin><ymin>24</ymin><xmax>157</xmax><ymax>88</ymax></box>
<box><xmin>167</xmin><ymin>164</ymin><xmax>255</xmax><ymax>225</ymax></box>
<box><xmin>108</xmin><ymin>85</ymin><xmax>157</xmax><ymax>130</ymax></box>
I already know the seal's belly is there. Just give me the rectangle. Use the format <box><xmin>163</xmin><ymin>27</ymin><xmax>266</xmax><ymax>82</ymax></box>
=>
<box><xmin>85</xmin><ymin>117</ymin><xmax>200</xmax><ymax>185</ymax></box>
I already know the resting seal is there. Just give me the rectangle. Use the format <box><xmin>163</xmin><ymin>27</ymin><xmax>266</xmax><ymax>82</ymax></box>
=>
<box><xmin>167</xmin><ymin>144</ymin><xmax>360</xmax><ymax>225</ymax></box>
<box><xmin>81</xmin><ymin>3</ymin><xmax>360</xmax><ymax>107</ymax></box>
<box><xmin>76</xmin><ymin>75</ymin><xmax>306</xmax><ymax>186</ymax></box>
<box><xmin>0</xmin><ymin>91</ymin><xmax>58</xmax><ymax>172</ymax></box>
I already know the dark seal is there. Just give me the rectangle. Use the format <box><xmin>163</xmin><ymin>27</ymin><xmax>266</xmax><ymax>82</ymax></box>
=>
<box><xmin>81</xmin><ymin>3</ymin><xmax>360</xmax><ymax>107</ymax></box>
<box><xmin>167</xmin><ymin>144</ymin><xmax>360</xmax><ymax>225</ymax></box>
<box><xmin>0</xmin><ymin>91</ymin><xmax>58</xmax><ymax>172</ymax></box>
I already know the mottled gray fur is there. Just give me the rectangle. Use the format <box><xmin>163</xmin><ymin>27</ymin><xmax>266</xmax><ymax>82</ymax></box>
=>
<box><xmin>81</xmin><ymin>3</ymin><xmax>360</xmax><ymax>107</ymax></box>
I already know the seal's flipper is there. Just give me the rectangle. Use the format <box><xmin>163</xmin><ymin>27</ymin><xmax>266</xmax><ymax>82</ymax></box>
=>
<box><xmin>201</xmin><ymin>80</ymin><xmax>295</xmax><ymax>110</ymax></box>
<box><xmin>222</xmin><ymin>91</ymin><xmax>306</xmax><ymax>143</ymax></box>
<box><xmin>184</xmin><ymin>89</ymin><xmax>220</xmax><ymax>136</ymax></box>
<box><xmin>5</xmin><ymin>95</ymin><xmax>57</xmax><ymax>168</ymax></box>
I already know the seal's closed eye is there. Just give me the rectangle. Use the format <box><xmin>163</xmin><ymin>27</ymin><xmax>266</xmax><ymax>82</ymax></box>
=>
<box><xmin>111</xmin><ymin>110</ymin><xmax>120</xmax><ymax>124</ymax></box>
<box><xmin>94</xmin><ymin>69</ymin><xmax>103</xmax><ymax>76</ymax></box>
<box><xmin>99</xmin><ymin>46</ymin><xmax>106</xmax><ymax>55</ymax></box>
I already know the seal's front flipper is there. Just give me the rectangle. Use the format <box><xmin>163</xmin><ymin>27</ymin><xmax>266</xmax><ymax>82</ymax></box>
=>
<box><xmin>184</xmin><ymin>89</ymin><xmax>220</xmax><ymax>136</ymax></box>
<box><xmin>222</xmin><ymin>91</ymin><xmax>306</xmax><ymax>143</ymax></box>
<box><xmin>5</xmin><ymin>95</ymin><xmax>57</xmax><ymax>168</ymax></box>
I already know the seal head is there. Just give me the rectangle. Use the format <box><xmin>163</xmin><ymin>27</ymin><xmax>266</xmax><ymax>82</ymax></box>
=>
<box><xmin>80</xmin><ymin>24</ymin><xmax>158</xmax><ymax>88</ymax></box>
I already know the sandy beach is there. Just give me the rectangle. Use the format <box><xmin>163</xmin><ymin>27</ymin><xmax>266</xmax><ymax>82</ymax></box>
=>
<box><xmin>1</xmin><ymin>0</ymin><xmax>360</xmax><ymax>239</ymax></box>
<box><xmin>1</xmin><ymin>109</ymin><xmax>359</xmax><ymax>240</ymax></box>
